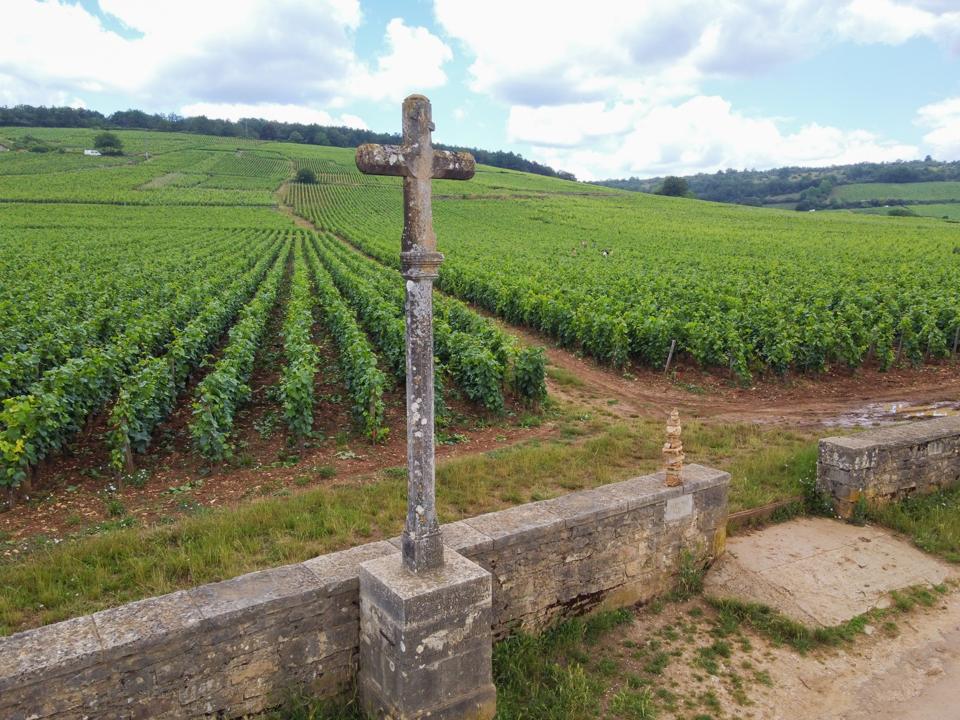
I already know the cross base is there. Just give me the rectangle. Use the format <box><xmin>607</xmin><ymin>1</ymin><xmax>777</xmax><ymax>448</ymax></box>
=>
<box><xmin>401</xmin><ymin>528</ymin><xmax>444</xmax><ymax>573</ymax></box>
<box><xmin>358</xmin><ymin>548</ymin><xmax>497</xmax><ymax>720</ymax></box>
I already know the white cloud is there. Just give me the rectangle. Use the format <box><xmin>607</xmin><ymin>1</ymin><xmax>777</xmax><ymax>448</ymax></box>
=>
<box><xmin>509</xmin><ymin>102</ymin><xmax>637</xmax><ymax>148</ymax></box>
<box><xmin>436</xmin><ymin>0</ymin><xmax>960</xmax><ymax>108</ymax></box>
<box><xmin>434</xmin><ymin>0</ymin><xmax>716</xmax><ymax>105</ymax></box>
<box><xmin>838</xmin><ymin>0</ymin><xmax>960</xmax><ymax>48</ymax></box>
<box><xmin>179</xmin><ymin>102</ymin><xmax>367</xmax><ymax>128</ymax></box>
<box><xmin>348</xmin><ymin>18</ymin><xmax>453</xmax><ymax>103</ymax></box>
<box><xmin>0</xmin><ymin>73</ymin><xmax>86</xmax><ymax>108</ymax></box>
<box><xmin>0</xmin><ymin>1</ymin><xmax>451</xmax><ymax>115</ymax></box>
<box><xmin>917</xmin><ymin>97</ymin><xmax>960</xmax><ymax>159</ymax></box>
<box><xmin>525</xmin><ymin>97</ymin><xmax>918</xmax><ymax>181</ymax></box>
<box><xmin>1</xmin><ymin>1</ymin><xmax>141</xmax><ymax>94</ymax></box>
<box><xmin>436</xmin><ymin>1</ymin><xmax>948</xmax><ymax>177</ymax></box>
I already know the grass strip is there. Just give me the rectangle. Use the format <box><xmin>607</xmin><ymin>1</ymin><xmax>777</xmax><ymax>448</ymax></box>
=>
<box><xmin>706</xmin><ymin>583</ymin><xmax>950</xmax><ymax>653</ymax></box>
<box><xmin>865</xmin><ymin>485</ymin><xmax>960</xmax><ymax>563</ymax></box>
<box><xmin>0</xmin><ymin>420</ymin><xmax>816</xmax><ymax>636</ymax></box>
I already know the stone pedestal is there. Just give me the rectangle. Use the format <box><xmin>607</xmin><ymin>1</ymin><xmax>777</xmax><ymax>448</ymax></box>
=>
<box><xmin>358</xmin><ymin>548</ymin><xmax>496</xmax><ymax>720</ymax></box>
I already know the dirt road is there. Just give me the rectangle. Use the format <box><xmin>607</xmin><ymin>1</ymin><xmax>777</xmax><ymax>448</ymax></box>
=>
<box><xmin>506</xmin><ymin>321</ymin><xmax>960</xmax><ymax>428</ymax></box>
<box><xmin>772</xmin><ymin>591</ymin><xmax>960</xmax><ymax>720</ymax></box>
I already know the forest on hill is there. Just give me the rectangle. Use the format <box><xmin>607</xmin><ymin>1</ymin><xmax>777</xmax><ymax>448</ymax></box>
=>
<box><xmin>0</xmin><ymin>103</ymin><xmax>574</xmax><ymax>181</ymax></box>
<box><xmin>595</xmin><ymin>158</ymin><xmax>960</xmax><ymax>211</ymax></box>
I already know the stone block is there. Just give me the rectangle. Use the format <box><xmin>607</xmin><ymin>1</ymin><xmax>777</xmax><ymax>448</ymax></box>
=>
<box><xmin>359</xmin><ymin>548</ymin><xmax>496</xmax><ymax>720</ymax></box>
<box><xmin>302</xmin><ymin>540</ymin><xmax>398</xmax><ymax>594</ymax></box>
<box><xmin>599</xmin><ymin>472</ymin><xmax>682</xmax><ymax>511</ymax></box>
<box><xmin>541</xmin><ymin>486</ymin><xmax>628</xmax><ymax>527</ymax></box>
<box><xmin>463</xmin><ymin>501</ymin><xmax>562</xmax><ymax>549</ymax></box>
<box><xmin>93</xmin><ymin>589</ymin><xmax>203</xmax><ymax>658</ymax></box>
<box><xmin>818</xmin><ymin>417</ymin><xmax>960</xmax><ymax>516</ymax></box>
<box><xmin>0</xmin><ymin>615</ymin><xmax>102</xmax><ymax>694</ymax></box>
<box><xmin>664</xmin><ymin>494</ymin><xmax>694</xmax><ymax>522</ymax></box>
<box><xmin>189</xmin><ymin>562</ymin><xmax>321</xmax><ymax>623</ymax></box>
<box><xmin>441</xmin><ymin>520</ymin><xmax>494</xmax><ymax>556</ymax></box>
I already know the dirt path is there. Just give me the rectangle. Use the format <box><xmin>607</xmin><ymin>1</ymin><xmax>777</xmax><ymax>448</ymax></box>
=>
<box><xmin>275</xmin><ymin>182</ymin><xmax>315</xmax><ymax>230</ymax></box>
<box><xmin>700</xmin><ymin>517</ymin><xmax>960</xmax><ymax>719</ymax></box>
<box><xmin>299</xmin><ymin>220</ymin><xmax>960</xmax><ymax>430</ymax></box>
<box><xmin>599</xmin><ymin>590</ymin><xmax>960</xmax><ymax>720</ymax></box>
<box><xmin>756</xmin><ymin>591</ymin><xmax>960</xmax><ymax>720</ymax></box>
<box><xmin>500</xmin><ymin>320</ymin><xmax>960</xmax><ymax>428</ymax></box>
<box><xmin>596</xmin><ymin>518</ymin><xmax>960</xmax><ymax>719</ymax></box>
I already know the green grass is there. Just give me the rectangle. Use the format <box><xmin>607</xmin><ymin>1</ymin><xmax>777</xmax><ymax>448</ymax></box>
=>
<box><xmin>493</xmin><ymin>609</ymin><xmax>634</xmax><ymax>719</ymax></box>
<box><xmin>845</xmin><ymin>203</ymin><xmax>960</xmax><ymax>221</ymax></box>
<box><xmin>545</xmin><ymin>365</ymin><xmax>586</xmax><ymax>388</ymax></box>
<box><xmin>0</xmin><ymin>419</ymin><xmax>816</xmax><ymax>636</ymax></box>
<box><xmin>256</xmin><ymin>475</ymin><xmax>956</xmax><ymax>720</ymax></box>
<box><xmin>261</xmin><ymin>691</ymin><xmax>364</xmax><ymax>720</ymax></box>
<box><xmin>831</xmin><ymin>181</ymin><xmax>960</xmax><ymax>203</ymax></box>
<box><xmin>260</xmin><ymin>609</ymin><xmax>638</xmax><ymax>720</ymax></box>
<box><xmin>866</xmin><ymin>486</ymin><xmax>960</xmax><ymax>563</ymax></box>
<box><xmin>706</xmin><ymin>584</ymin><xmax>948</xmax><ymax>654</ymax></box>
<box><xmin>910</xmin><ymin>203</ymin><xmax>960</xmax><ymax>221</ymax></box>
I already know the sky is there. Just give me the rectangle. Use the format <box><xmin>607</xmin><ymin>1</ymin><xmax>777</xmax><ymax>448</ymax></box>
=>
<box><xmin>2</xmin><ymin>0</ymin><xmax>960</xmax><ymax>180</ymax></box>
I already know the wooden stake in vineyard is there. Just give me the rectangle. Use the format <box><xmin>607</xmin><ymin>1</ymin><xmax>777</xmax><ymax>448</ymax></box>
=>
<box><xmin>355</xmin><ymin>95</ymin><xmax>475</xmax><ymax>573</ymax></box>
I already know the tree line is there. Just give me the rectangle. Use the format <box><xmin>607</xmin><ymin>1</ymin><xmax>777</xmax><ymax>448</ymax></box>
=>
<box><xmin>593</xmin><ymin>157</ymin><xmax>960</xmax><ymax>209</ymax></box>
<box><xmin>0</xmin><ymin>104</ymin><xmax>575</xmax><ymax>181</ymax></box>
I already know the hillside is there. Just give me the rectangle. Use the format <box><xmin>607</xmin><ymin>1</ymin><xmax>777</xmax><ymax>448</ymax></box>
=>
<box><xmin>594</xmin><ymin>158</ymin><xmax>960</xmax><ymax>217</ymax></box>
<box><xmin>2</xmin><ymin>124</ymin><xmax>960</xmax><ymax>636</ymax></box>
<box><xmin>2</xmin><ymin>125</ymin><xmax>958</xmax><ymax>386</ymax></box>
<box><xmin>0</xmin><ymin>103</ymin><xmax>574</xmax><ymax>180</ymax></box>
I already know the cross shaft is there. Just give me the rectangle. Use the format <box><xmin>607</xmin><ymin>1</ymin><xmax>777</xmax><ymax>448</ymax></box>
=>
<box><xmin>356</xmin><ymin>95</ymin><xmax>475</xmax><ymax>573</ymax></box>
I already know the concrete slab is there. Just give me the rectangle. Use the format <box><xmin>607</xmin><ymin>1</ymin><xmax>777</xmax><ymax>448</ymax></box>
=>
<box><xmin>705</xmin><ymin>517</ymin><xmax>957</xmax><ymax>626</ymax></box>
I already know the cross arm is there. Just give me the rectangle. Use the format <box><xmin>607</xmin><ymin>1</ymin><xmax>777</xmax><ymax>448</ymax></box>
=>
<box><xmin>356</xmin><ymin>143</ymin><xmax>409</xmax><ymax>176</ymax></box>
<box><xmin>432</xmin><ymin>150</ymin><xmax>475</xmax><ymax>180</ymax></box>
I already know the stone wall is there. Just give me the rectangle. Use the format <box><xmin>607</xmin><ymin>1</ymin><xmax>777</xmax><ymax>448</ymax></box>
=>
<box><xmin>0</xmin><ymin>464</ymin><xmax>729</xmax><ymax>720</ymax></box>
<box><xmin>818</xmin><ymin>416</ymin><xmax>960</xmax><ymax>517</ymax></box>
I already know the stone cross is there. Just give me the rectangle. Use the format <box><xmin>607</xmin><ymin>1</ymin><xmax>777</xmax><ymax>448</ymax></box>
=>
<box><xmin>356</xmin><ymin>95</ymin><xmax>475</xmax><ymax>573</ymax></box>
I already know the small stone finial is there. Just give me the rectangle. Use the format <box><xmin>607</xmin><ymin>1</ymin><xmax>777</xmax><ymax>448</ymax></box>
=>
<box><xmin>663</xmin><ymin>408</ymin><xmax>684</xmax><ymax>487</ymax></box>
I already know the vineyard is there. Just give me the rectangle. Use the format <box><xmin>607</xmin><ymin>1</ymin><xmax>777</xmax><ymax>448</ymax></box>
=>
<box><xmin>0</xmin><ymin>130</ymin><xmax>545</xmax><ymax>495</ymax></box>
<box><xmin>1</xmin><ymin>126</ymin><xmax>959</xmax><ymax>498</ymax></box>
<box><xmin>284</xmin><ymin>147</ymin><xmax>960</xmax><ymax>381</ymax></box>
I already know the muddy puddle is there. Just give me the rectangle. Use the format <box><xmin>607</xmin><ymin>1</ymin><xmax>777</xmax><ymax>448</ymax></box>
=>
<box><xmin>825</xmin><ymin>400</ymin><xmax>960</xmax><ymax>428</ymax></box>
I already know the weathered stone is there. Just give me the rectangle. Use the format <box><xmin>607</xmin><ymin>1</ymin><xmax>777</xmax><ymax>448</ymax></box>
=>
<box><xmin>189</xmin><ymin>563</ymin><xmax>322</xmax><ymax>622</ymax></box>
<box><xmin>664</xmin><ymin>494</ymin><xmax>694</xmax><ymax>522</ymax></box>
<box><xmin>93</xmin><ymin>590</ymin><xmax>203</xmax><ymax>656</ymax></box>
<box><xmin>599</xmin><ymin>471</ymin><xmax>684</xmax><ymax>510</ymax></box>
<box><xmin>302</xmin><ymin>540</ymin><xmax>398</xmax><ymax>593</ymax></box>
<box><xmin>0</xmin><ymin>615</ymin><xmax>101</xmax><ymax>694</ymax></box>
<box><xmin>359</xmin><ymin>548</ymin><xmax>496</xmax><ymax>720</ymax></box>
<box><xmin>0</xmin><ymin>467</ymin><xmax>730</xmax><ymax>719</ymax></box>
<box><xmin>356</xmin><ymin>94</ymin><xmax>475</xmax><ymax>575</ymax></box>
<box><xmin>441</xmin><ymin>520</ymin><xmax>495</xmax><ymax>555</ymax></box>
<box><xmin>463</xmin><ymin>501</ymin><xmax>563</xmax><ymax>549</ymax></box>
<box><xmin>663</xmin><ymin>408</ymin><xmax>685</xmax><ymax>486</ymax></box>
<box><xmin>817</xmin><ymin>416</ymin><xmax>960</xmax><ymax>517</ymax></box>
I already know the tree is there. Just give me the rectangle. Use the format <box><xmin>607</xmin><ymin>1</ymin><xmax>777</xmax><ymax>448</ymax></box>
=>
<box><xmin>657</xmin><ymin>176</ymin><xmax>690</xmax><ymax>197</ymax></box>
<box><xmin>295</xmin><ymin>168</ymin><xmax>317</xmax><ymax>183</ymax></box>
<box><xmin>288</xmin><ymin>130</ymin><xmax>304</xmax><ymax>143</ymax></box>
<box><xmin>93</xmin><ymin>132</ymin><xmax>123</xmax><ymax>155</ymax></box>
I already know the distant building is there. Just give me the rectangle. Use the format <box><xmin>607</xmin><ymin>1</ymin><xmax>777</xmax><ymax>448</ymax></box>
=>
<box><xmin>84</xmin><ymin>149</ymin><xmax>102</xmax><ymax>156</ymax></box>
